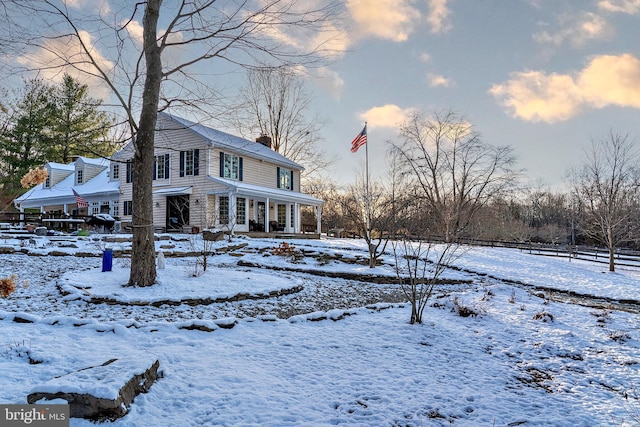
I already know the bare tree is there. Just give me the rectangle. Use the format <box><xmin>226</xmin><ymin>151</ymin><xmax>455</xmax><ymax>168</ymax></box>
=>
<box><xmin>2</xmin><ymin>1</ymin><xmax>341</xmax><ymax>286</ymax></box>
<box><xmin>391</xmin><ymin>110</ymin><xmax>519</xmax><ymax>242</ymax></box>
<box><xmin>392</xmin><ymin>237</ymin><xmax>460</xmax><ymax>324</ymax></box>
<box><xmin>570</xmin><ymin>131</ymin><xmax>640</xmax><ymax>272</ymax></box>
<box><xmin>338</xmin><ymin>177</ymin><xmax>393</xmax><ymax>268</ymax></box>
<box><xmin>230</xmin><ymin>66</ymin><xmax>331</xmax><ymax>178</ymax></box>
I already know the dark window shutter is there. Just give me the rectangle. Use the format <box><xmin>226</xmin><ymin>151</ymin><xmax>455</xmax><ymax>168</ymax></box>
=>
<box><xmin>165</xmin><ymin>154</ymin><xmax>170</xmax><ymax>178</ymax></box>
<box><xmin>290</xmin><ymin>170</ymin><xmax>294</xmax><ymax>191</ymax></box>
<box><xmin>179</xmin><ymin>151</ymin><xmax>185</xmax><ymax>177</ymax></box>
<box><xmin>153</xmin><ymin>157</ymin><xmax>157</xmax><ymax>180</ymax></box>
<box><xmin>239</xmin><ymin>157</ymin><xmax>243</xmax><ymax>181</ymax></box>
<box><xmin>277</xmin><ymin>167</ymin><xmax>281</xmax><ymax>188</ymax></box>
<box><xmin>126</xmin><ymin>161</ymin><xmax>132</xmax><ymax>183</ymax></box>
<box><xmin>219</xmin><ymin>152</ymin><xmax>224</xmax><ymax>177</ymax></box>
<box><xmin>194</xmin><ymin>149</ymin><xmax>199</xmax><ymax>176</ymax></box>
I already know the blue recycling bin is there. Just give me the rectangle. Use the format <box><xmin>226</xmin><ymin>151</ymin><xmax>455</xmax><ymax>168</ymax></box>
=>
<box><xmin>102</xmin><ymin>249</ymin><xmax>113</xmax><ymax>272</ymax></box>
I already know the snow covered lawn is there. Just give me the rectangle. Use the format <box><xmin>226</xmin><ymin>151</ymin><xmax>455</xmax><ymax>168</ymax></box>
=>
<box><xmin>0</xmin><ymin>235</ymin><xmax>638</xmax><ymax>426</ymax></box>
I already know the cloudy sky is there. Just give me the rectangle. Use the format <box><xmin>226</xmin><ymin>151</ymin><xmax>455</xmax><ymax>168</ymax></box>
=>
<box><xmin>312</xmin><ymin>0</ymin><xmax>640</xmax><ymax>189</ymax></box>
<box><xmin>5</xmin><ymin>0</ymin><xmax>640</xmax><ymax>190</ymax></box>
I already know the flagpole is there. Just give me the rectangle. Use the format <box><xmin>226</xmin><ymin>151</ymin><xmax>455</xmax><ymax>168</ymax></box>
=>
<box><xmin>364</xmin><ymin>122</ymin><xmax>370</xmax><ymax>241</ymax></box>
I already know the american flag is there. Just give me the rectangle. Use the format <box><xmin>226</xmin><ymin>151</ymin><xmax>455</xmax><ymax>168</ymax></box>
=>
<box><xmin>350</xmin><ymin>124</ymin><xmax>367</xmax><ymax>153</ymax></box>
<box><xmin>72</xmin><ymin>189</ymin><xmax>89</xmax><ymax>208</ymax></box>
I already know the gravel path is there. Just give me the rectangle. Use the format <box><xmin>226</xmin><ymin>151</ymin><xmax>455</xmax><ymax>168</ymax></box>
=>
<box><xmin>0</xmin><ymin>254</ymin><xmax>412</xmax><ymax>323</ymax></box>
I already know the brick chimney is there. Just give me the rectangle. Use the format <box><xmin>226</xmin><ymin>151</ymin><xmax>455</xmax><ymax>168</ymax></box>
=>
<box><xmin>256</xmin><ymin>134</ymin><xmax>272</xmax><ymax>149</ymax></box>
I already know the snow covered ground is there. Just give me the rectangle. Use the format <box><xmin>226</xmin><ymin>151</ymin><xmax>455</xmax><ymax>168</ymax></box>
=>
<box><xmin>0</xmin><ymin>234</ymin><xmax>638</xmax><ymax>426</ymax></box>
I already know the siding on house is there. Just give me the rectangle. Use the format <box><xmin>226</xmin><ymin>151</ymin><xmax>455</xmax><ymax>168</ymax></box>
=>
<box><xmin>45</xmin><ymin>163</ymin><xmax>74</xmax><ymax>188</ymax></box>
<box><xmin>76</xmin><ymin>158</ymin><xmax>108</xmax><ymax>184</ymax></box>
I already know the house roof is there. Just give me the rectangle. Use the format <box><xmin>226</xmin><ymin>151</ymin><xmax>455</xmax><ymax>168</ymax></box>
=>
<box><xmin>15</xmin><ymin>163</ymin><xmax>118</xmax><ymax>208</ymax></box>
<box><xmin>47</xmin><ymin>162</ymin><xmax>75</xmax><ymax>171</ymax></box>
<box><xmin>208</xmin><ymin>176</ymin><xmax>323</xmax><ymax>206</ymax></box>
<box><xmin>76</xmin><ymin>156</ymin><xmax>110</xmax><ymax>167</ymax></box>
<box><xmin>160</xmin><ymin>112</ymin><xmax>304</xmax><ymax>171</ymax></box>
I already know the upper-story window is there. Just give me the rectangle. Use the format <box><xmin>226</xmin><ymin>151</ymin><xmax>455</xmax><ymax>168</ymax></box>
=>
<box><xmin>277</xmin><ymin>167</ymin><xmax>293</xmax><ymax>190</ymax></box>
<box><xmin>44</xmin><ymin>176</ymin><xmax>50</xmax><ymax>188</ymax></box>
<box><xmin>220</xmin><ymin>152</ymin><xmax>242</xmax><ymax>181</ymax></box>
<box><xmin>76</xmin><ymin>169</ymin><xmax>84</xmax><ymax>185</ymax></box>
<box><xmin>112</xmin><ymin>164</ymin><xmax>120</xmax><ymax>180</ymax></box>
<box><xmin>180</xmin><ymin>149</ymin><xmax>199</xmax><ymax>177</ymax></box>
<box><xmin>125</xmin><ymin>160</ymin><xmax>133</xmax><ymax>183</ymax></box>
<box><xmin>154</xmin><ymin>154</ymin><xmax>170</xmax><ymax>180</ymax></box>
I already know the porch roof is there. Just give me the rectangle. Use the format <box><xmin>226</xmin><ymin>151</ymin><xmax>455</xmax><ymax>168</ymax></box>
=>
<box><xmin>153</xmin><ymin>186</ymin><xmax>193</xmax><ymax>196</ymax></box>
<box><xmin>208</xmin><ymin>177</ymin><xmax>324</xmax><ymax>206</ymax></box>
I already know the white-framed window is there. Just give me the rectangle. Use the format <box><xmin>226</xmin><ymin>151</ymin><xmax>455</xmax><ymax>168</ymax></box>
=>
<box><xmin>112</xmin><ymin>200</ymin><xmax>120</xmax><ymax>217</ymax></box>
<box><xmin>237</xmin><ymin>197</ymin><xmax>246</xmax><ymax>225</ymax></box>
<box><xmin>219</xmin><ymin>196</ymin><xmax>229</xmax><ymax>224</ymax></box>
<box><xmin>180</xmin><ymin>149</ymin><xmax>199</xmax><ymax>177</ymax></box>
<box><xmin>123</xmin><ymin>200</ymin><xmax>133</xmax><ymax>216</ymax></box>
<box><xmin>90</xmin><ymin>201</ymin><xmax>99</xmax><ymax>215</ymax></box>
<box><xmin>112</xmin><ymin>164</ymin><xmax>119</xmax><ymax>180</ymax></box>
<box><xmin>221</xmin><ymin>152</ymin><xmax>242</xmax><ymax>180</ymax></box>
<box><xmin>44</xmin><ymin>176</ymin><xmax>50</xmax><ymax>188</ymax></box>
<box><xmin>77</xmin><ymin>169</ymin><xmax>84</xmax><ymax>184</ymax></box>
<box><xmin>278</xmin><ymin>167</ymin><xmax>293</xmax><ymax>190</ymax></box>
<box><xmin>154</xmin><ymin>154</ymin><xmax>170</xmax><ymax>180</ymax></box>
<box><xmin>126</xmin><ymin>160</ymin><xmax>133</xmax><ymax>183</ymax></box>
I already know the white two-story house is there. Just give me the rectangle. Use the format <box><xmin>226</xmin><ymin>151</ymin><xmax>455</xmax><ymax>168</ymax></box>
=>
<box><xmin>14</xmin><ymin>112</ymin><xmax>324</xmax><ymax>235</ymax></box>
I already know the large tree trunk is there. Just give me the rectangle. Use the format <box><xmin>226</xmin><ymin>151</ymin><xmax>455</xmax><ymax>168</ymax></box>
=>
<box><xmin>128</xmin><ymin>0</ymin><xmax>162</xmax><ymax>287</ymax></box>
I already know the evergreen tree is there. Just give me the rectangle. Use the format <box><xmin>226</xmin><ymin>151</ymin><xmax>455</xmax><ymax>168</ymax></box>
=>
<box><xmin>50</xmin><ymin>74</ymin><xmax>114</xmax><ymax>164</ymax></box>
<box><xmin>0</xmin><ymin>78</ymin><xmax>54</xmax><ymax>192</ymax></box>
<box><xmin>0</xmin><ymin>76</ymin><xmax>114</xmax><ymax>194</ymax></box>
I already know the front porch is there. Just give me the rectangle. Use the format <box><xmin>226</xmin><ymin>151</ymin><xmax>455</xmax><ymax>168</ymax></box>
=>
<box><xmin>202</xmin><ymin>179</ymin><xmax>324</xmax><ymax>236</ymax></box>
<box><xmin>239</xmin><ymin>231</ymin><xmax>321</xmax><ymax>240</ymax></box>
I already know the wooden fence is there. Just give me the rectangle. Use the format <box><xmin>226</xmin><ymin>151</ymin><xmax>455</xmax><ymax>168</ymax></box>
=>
<box><xmin>457</xmin><ymin>238</ymin><xmax>640</xmax><ymax>269</ymax></box>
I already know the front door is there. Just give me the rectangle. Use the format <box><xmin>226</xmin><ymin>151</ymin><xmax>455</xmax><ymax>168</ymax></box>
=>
<box><xmin>166</xmin><ymin>195</ymin><xmax>190</xmax><ymax>231</ymax></box>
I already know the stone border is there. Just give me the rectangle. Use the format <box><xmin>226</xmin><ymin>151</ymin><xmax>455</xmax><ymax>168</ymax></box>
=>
<box><xmin>56</xmin><ymin>283</ymin><xmax>303</xmax><ymax>307</ymax></box>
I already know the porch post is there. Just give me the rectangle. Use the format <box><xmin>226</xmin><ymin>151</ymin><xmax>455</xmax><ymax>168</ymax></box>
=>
<box><xmin>229</xmin><ymin>192</ymin><xmax>236</xmax><ymax>232</ymax></box>
<box><xmin>316</xmin><ymin>205</ymin><xmax>322</xmax><ymax>234</ymax></box>
<box><xmin>293</xmin><ymin>202</ymin><xmax>299</xmax><ymax>233</ymax></box>
<box><xmin>265</xmin><ymin>197</ymin><xmax>270</xmax><ymax>232</ymax></box>
<box><xmin>285</xmin><ymin>203</ymin><xmax>291</xmax><ymax>232</ymax></box>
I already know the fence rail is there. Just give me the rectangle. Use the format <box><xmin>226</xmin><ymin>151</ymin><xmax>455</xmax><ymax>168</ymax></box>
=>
<box><xmin>457</xmin><ymin>238</ymin><xmax>640</xmax><ymax>269</ymax></box>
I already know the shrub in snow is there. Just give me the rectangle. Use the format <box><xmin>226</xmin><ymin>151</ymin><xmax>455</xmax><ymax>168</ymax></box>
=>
<box><xmin>0</xmin><ymin>274</ymin><xmax>17</xmax><ymax>297</ymax></box>
<box><xmin>452</xmin><ymin>296</ymin><xmax>479</xmax><ymax>318</ymax></box>
<box><xmin>532</xmin><ymin>310</ymin><xmax>554</xmax><ymax>322</ymax></box>
<box><xmin>1</xmin><ymin>340</ymin><xmax>41</xmax><ymax>364</ymax></box>
<box><xmin>271</xmin><ymin>242</ymin><xmax>302</xmax><ymax>262</ymax></box>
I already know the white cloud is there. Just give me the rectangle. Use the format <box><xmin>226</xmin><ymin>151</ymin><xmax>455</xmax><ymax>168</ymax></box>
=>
<box><xmin>418</xmin><ymin>52</ymin><xmax>431</xmax><ymax>63</ymax></box>
<box><xmin>309</xmin><ymin>23</ymin><xmax>350</xmax><ymax>59</ymax></box>
<box><xmin>66</xmin><ymin>0</ymin><xmax>112</xmax><ymax>15</ymax></box>
<box><xmin>427</xmin><ymin>0</ymin><xmax>452</xmax><ymax>34</ymax></box>
<box><xmin>427</xmin><ymin>73</ymin><xmax>453</xmax><ymax>87</ymax></box>
<box><xmin>15</xmin><ymin>30</ymin><xmax>114</xmax><ymax>100</ymax></box>
<box><xmin>533</xmin><ymin>12</ymin><xmax>611</xmax><ymax>48</ymax></box>
<box><xmin>304</xmin><ymin>66</ymin><xmax>345</xmax><ymax>100</ymax></box>
<box><xmin>598</xmin><ymin>0</ymin><xmax>640</xmax><ymax>13</ymax></box>
<box><xmin>122</xmin><ymin>19</ymin><xmax>144</xmax><ymax>45</ymax></box>
<box><xmin>489</xmin><ymin>53</ymin><xmax>640</xmax><ymax>123</ymax></box>
<box><xmin>347</xmin><ymin>0</ymin><xmax>421</xmax><ymax>42</ymax></box>
<box><xmin>359</xmin><ymin>104</ymin><xmax>416</xmax><ymax>128</ymax></box>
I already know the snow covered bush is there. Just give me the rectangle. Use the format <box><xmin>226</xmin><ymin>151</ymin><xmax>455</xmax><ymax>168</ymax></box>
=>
<box><xmin>533</xmin><ymin>310</ymin><xmax>554</xmax><ymax>322</ymax></box>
